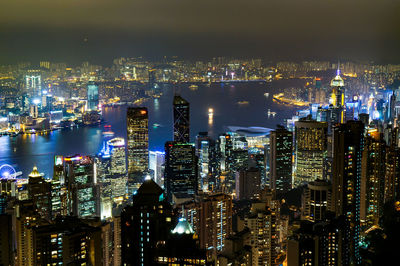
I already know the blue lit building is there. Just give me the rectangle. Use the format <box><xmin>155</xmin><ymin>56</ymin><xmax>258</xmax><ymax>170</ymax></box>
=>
<box><xmin>87</xmin><ymin>81</ymin><xmax>99</xmax><ymax>111</ymax></box>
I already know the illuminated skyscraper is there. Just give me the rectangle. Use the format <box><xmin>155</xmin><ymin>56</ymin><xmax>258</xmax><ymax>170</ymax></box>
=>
<box><xmin>173</xmin><ymin>95</ymin><xmax>190</xmax><ymax>143</ymax></box>
<box><xmin>27</xmin><ymin>166</ymin><xmax>51</xmax><ymax>220</ymax></box>
<box><xmin>270</xmin><ymin>126</ymin><xmax>293</xmax><ymax>194</ymax></box>
<box><xmin>108</xmin><ymin>137</ymin><xmax>127</xmax><ymax>175</ymax></box>
<box><xmin>330</xmin><ymin>68</ymin><xmax>346</xmax><ymax>123</ymax></box>
<box><xmin>25</xmin><ymin>71</ymin><xmax>41</xmax><ymax>96</ymax></box>
<box><xmin>294</xmin><ymin>119</ymin><xmax>328</xmax><ymax>186</ymax></box>
<box><xmin>302</xmin><ymin>179</ymin><xmax>331</xmax><ymax>222</ymax></box>
<box><xmin>64</xmin><ymin>155</ymin><xmax>100</xmax><ymax>218</ymax></box>
<box><xmin>361</xmin><ymin>131</ymin><xmax>386</xmax><ymax>226</ymax></box>
<box><xmin>127</xmin><ymin>107</ymin><xmax>149</xmax><ymax>192</ymax></box>
<box><xmin>182</xmin><ymin>193</ymin><xmax>233</xmax><ymax>256</ymax></box>
<box><xmin>149</xmin><ymin>151</ymin><xmax>165</xmax><ymax>186</ymax></box>
<box><xmin>331</xmin><ymin>121</ymin><xmax>364</xmax><ymax>265</ymax></box>
<box><xmin>87</xmin><ymin>81</ymin><xmax>99</xmax><ymax>111</ymax></box>
<box><xmin>164</xmin><ymin>142</ymin><xmax>198</xmax><ymax>202</ymax></box>
<box><xmin>196</xmin><ymin>132</ymin><xmax>217</xmax><ymax>191</ymax></box>
<box><xmin>121</xmin><ymin>179</ymin><xmax>174</xmax><ymax>265</ymax></box>
<box><xmin>244</xmin><ymin>202</ymin><xmax>278</xmax><ymax>266</ymax></box>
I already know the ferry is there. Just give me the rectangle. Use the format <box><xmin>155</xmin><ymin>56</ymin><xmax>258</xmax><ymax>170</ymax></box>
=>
<box><xmin>208</xmin><ymin>108</ymin><xmax>214</xmax><ymax>116</ymax></box>
<box><xmin>189</xmin><ymin>84</ymin><xmax>198</xmax><ymax>90</ymax></box>
<box><xmin>237</xmin><ymin>101</ymin><xmax>249</xmax><ymax>105</ymax></box>
<box><xmin>264</xmin><ymin>92</ymin><xmax>269</xmax><ymax>97</ymax></box>
<box><xmin>103</xmin><ymin>131</ymin><xmax>115</xmax><ymax>137</ymax></box>
<box><xmin>267</xmin><ymin>109</ymin><xmax>277</xmax><ymax>117</ymax></box>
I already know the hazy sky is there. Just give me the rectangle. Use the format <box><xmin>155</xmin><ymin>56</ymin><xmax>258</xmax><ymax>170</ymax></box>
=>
<box><xmin>1</xmin><ymin>0</ymin><xmax>400</xmax><ymax>65</ymax></box>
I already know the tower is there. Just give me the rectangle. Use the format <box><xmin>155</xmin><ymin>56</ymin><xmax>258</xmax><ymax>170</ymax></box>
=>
<box><xmin>87</xmin><ymin>81</ymin><xmax>99</xmax><ymax>111</ymax></box>
<box><xmin>270</xmin><ymin>126</ymin><xmax>293</xmax><ymax>194</ymax></box>
<box><xmin>294</xmin><ymin>119</ymin><xmax>328</xmax><ymax>186</ymax></box>
<box><xmin>330</xmin><ymin>67</ymin><xmax>346</xmax><ymax>123</ymax></box>
<box><xmin>64</xmin><ymin>155</ymin><xmax>100</xmax><ymax>218</ymax></box>
<box><xmin>173</xmin><ymin>95</ymin><xmax>190</xmax><ymax>143</ymax></box>
<box><xmin>164</xmin><ymin>142</ymin><xmax>198</xmax><ymax>203</ymax></box>
<box><xmin>331</xmin><ymin>120</ymin><xmax>364</xmax><ymax>265</ymax></box>
<box><xmin>121</xmin><ymin>179</ymin><xmax>174</xmax><ymax>265</ymax></box>
<box><xmin>127</xmin><ymin>107</ymin><xmax>149</xmax><ymax>192</ymax></box>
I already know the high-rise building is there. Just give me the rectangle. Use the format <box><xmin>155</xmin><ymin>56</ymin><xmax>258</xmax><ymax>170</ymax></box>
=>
<box><xmin>127</xmin><ymin>107</ymin><xmax>149</xmax><ymax>192</ymax></box>
<box><xmin>149</xmin><ymin>150</ymin><xmax>165</xmax><ymax>187</ymax></box>
<box><xmin>331</xmin><ymin>121</ymin><xmax>364</xmax><ymax>265</ymax></box>
<box><xmin>361</xmin><ymin>130</ymin><xmax>386</xmax><ymax>226</ymax></box>
<box><xmin>302</xmin><ymin>179</ymin><xmax>331</xmax><ymax>222</ymax></box>
<box><xmin>294</xmin><ymin>119</ymin><xmax>328</xmax><ymax>186</ymax></box>
<box><xmin>25</xmin><ymin>71</ymin><xmax>41</xmax><ymax>97</ymax></box>
<box><xmin>87</xmin><ymin>81</ymin><xmax>99</xmax><ymax>111</ymax></box>
<box><xmin>235</xmin><ymin>167</ymin><xmax>261</xmax><ymax>200</ymax></box>
<box><xmin>288</xmin><ymin>217</ymin><xmax>350</xmax><ymax>266</ymax></box>
<box><xmin>384</xmin><ymin>145</ymin><xmax>400</xmax><ymax>202</ymax></box>
<box><xmin>51</xmin><ymin>156</ymin><xmax>67</xmax><ymax>217</ymax></box>
<box><xmin>182</xmin><ymin>193</ymin><xmax>233</xmax><ymax>256</ymax></box>
<box><xmin>27</xmin><ymin>166</ymin><xmax>51</xmax><ymax>220</ymax></box>
<box><xmin>164</xmin><ymin>142</ymin><xmax>198</xmax><ymax>203</ymax></box>
<box><xmin>196</xmin><ymin>132</ymin><xmax>218</xmax><ymax>192</ymax></box>
<box><xmin>64</xmin><ymin>155</ymin><xmax>100</xmax><ymax>218</ymax></box>
<box><xmin>173</xmin><ymin>95</ymin><xmax>190</xmax><ymax>143</ymax></box>
<box><xmin>108</xmin><ymin>137</ymin><xmax>127</xmax><ymax>175</ymax></box>
<box><xmin>330</xmin><ymin>68</ymin><xmax>346</xmax><ymax>123</ymax></box>
<box><xmin>244</xmin><ymin>202</ymin><xmax>278</xmax><ymax>266</ymax></box>
<box><xmin>15</xmin><ymin>200</ymin><xmax>44</xmax><ymax>266</ymax></box>
<box><xmin>121</xmin><ymin>178</ymin><xmax>175</xmax><ymax>265</ymax></box>
<box><xmin>154</xmin><ymin>218</ymin><xmax>208</xmax><ymax>265</ymax></box>
<box><xmin>30</xmin><ymin>217</ymin><xmax>103</xmax><ymax>265</ymax></box>
<box><xmin>270</xmin><ymin>126</ymin><xmax>293</xmax><ymax>194</ymax></box>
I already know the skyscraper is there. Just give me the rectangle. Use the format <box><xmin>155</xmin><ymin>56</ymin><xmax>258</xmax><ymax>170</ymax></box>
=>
<box><xmin>182</xmin><ymin>193</ymin><xmax>233</xmax><ymax>257</ymax></box>
<box><xmin>173</xmin><ymin>95</ymin><xmax>190</xmax><ymax>143</ymax></box>
<box><xmin>149</xmin><ymin>151</ymin><xmax>165</xmax><ymax>186</ymax></box>
<box><xmin>164</xmin><ymin>142</ymin><xmax>198</xmax><ymax>203</ymax></box>
<box><xmin>87</xmin><ymin>81</ymin><xmax>99</xmax><ymax>111</ymax></box>
<box><xmin>108</xmin><ymin>137</ymin><xmax>127</xmax><ymax>175</ymax></box>
<box><xmin>121</xmin><ymin>178</ymin><xmax>175</xmax><ymax>265</ymax></box>
<box><xmin>302</xmin><ymin>179</ymin><xmax>331</xmax><ymax>222</ymax></box>
<box><xmin>25</xmin><ymin>71</ymin><xmax>41</xmax><ymax>97</ymax></box>
<box><xmin>27</xmin><ymin>166</ymin><xmax>51</xmax><ymax>220</ymax></box>
<box><xmin>29</xmin><ymin>217</ymin><xmax>103</xmax><ymax>265</ymax></box>
<box><xmin>244</xmin><ymin>202</ymin><xmax>278</xmax><ymax>266</ymax></box>
<box><xmin>330</xmin><ymin>69</ymin><xmax>346</xmax><ymax>123</ymax></box>
<box><xmin>331</xmin><ymin>121</ymin><xmax>364</xmax><ymax>265</ymax></box>
<box><xmin>360</xmin><ymin>130</ymin><xmax>386</xmax><ymax>226</ymax></box>
<box><xmin>270</xmin><ymin>126</ymin><xmax>293</xmax><ymax>194</ymax></box>
<box><xmin>294</xmin><ymin>119</ymin><xmax>328</xmax><ymax>186</ymax></box>
<box><xmin>196</xmin><ymin>132</ymin><xmax>217</xmax><ymax>192</ymax></box>
<box><xmin>127</xmin><ymin>107</ymin><xmax>149</xmax><ymax>192</ymax></box>
<box><xmin>235</xmin><ymin>167</ymin><xmax>261</xmax><ymax>200</ymax></box>
<box><xmin>64</xmin><ymin>155</ymin><xmax>100</xmax><ymax>218</ymax></box>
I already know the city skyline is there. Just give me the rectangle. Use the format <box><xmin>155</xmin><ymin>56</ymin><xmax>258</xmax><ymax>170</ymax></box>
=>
<box><xmin>2</xmin><ymin>1</ymin><xmax>400</xmax><ymax>265</ymax></box>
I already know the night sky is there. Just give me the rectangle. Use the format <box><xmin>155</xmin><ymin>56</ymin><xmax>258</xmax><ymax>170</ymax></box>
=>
<box><xmin>1</xmin><ymin>0</ymin><xmax>400</xmax><ymax>65</ymax></box>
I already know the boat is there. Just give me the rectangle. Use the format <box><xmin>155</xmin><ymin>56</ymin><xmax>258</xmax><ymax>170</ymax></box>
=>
<box><xmin>237</xmin><ymin>101</ymin><xmax>249</xmax><ymax>105</ymax></box>
<box><xmin>267</xmin><ymin>109</ymin><xmax>277</xmax><ymax>117</ymax></box>
<box><xmin>189</xmin><ymin>84</ymin><xmax>198</xmax><ymax>90</ymax></box>
<box><xmin>264</xmin><ymin>92</ymin><xmax>269</xmax><ymax>97</ymax></box>
<box><xmin>102</xmin><ymin>131</ymin><xmax>115</xmax><ymax>136</ymax></box>
<box><xmin>208</xmin><ymin>108</ymin><xmax>214</xmax><ymax>116</ymax></box>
